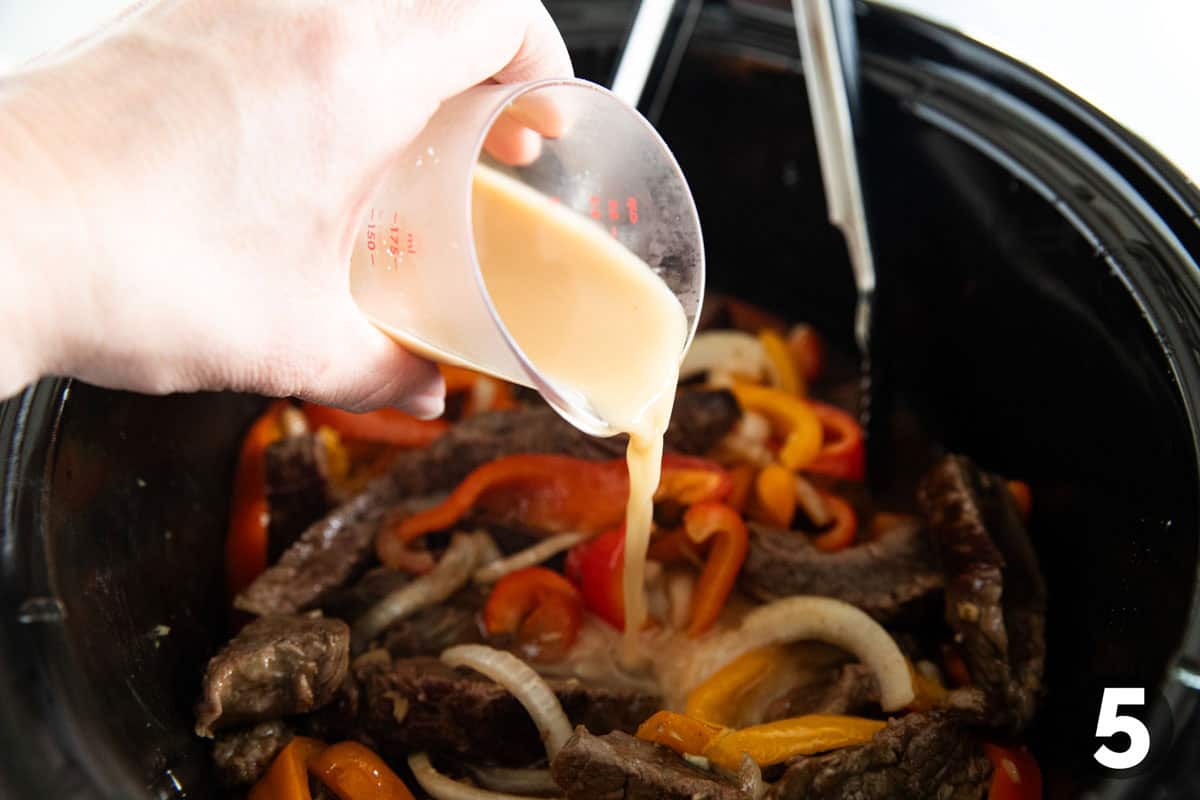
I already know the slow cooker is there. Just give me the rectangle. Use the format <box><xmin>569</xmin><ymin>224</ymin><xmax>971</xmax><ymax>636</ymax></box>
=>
<box><xmin>3</xmin><ymin>1</ymin><xmax>1200</xmax><ymax>797</ymax></box>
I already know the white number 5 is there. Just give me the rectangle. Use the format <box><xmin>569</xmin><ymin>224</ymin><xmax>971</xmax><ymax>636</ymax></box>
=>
<box><xmin>1094</xmin><ymin>687</ymin><xmax>1151</xmax><ymax>770</ymax></box>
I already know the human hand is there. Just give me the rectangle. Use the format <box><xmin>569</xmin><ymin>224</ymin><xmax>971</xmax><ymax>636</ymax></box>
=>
<box><xmin>0</xmin><ymin>0</ymin><xmax>572</xmax><ymax>415</ymax></box>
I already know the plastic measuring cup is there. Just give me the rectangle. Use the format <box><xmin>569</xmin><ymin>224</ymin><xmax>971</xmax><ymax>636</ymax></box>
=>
<box><xmin>348</xmin><ymin>78</ymin><xmax>703</xmax><ymax>437</ymax></box>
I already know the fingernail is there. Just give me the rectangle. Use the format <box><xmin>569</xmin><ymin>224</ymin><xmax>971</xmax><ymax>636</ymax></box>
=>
<box><xmin>396</xmin><ymin>391</ymin><xmax>444</xmax><ymax>421</ymax></box>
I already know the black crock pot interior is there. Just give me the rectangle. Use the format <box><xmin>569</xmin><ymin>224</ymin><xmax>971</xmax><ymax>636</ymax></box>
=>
<box><xmin>3</xmin><ymin>2</ymin><xmax>1200</xmax><ymax>798</ymax></box>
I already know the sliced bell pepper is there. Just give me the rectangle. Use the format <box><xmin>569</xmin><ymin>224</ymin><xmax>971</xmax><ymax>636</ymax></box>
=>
<box><xmin>759</xmin><ymin>329</ymin><xmax>803</xmax><ymax>395</ymax></box>
<box><xmin>646</xmin><ymin>529</ymin><xmax>701</xmax><ymax>566</ymax></box>
<box><xmin>682</xmin><ymin>502</ymin><xmax>749</xmax><ymax>637</ymax></box>
<box><xmin>226</xmin><ymin>401</ymin><xmax>288</xmax><ymax>598</ymax></box>
<box><xmin>726</xmin><ymin>464</ymin><xmax>757</xmax><ymax>514</ymax></box>
<box><xmin>787</xmin><ymin>323</ymin><xmax>824</xmax><ymax>383</ymax></box>
<box><xmin>636</xmin><ymin>711</ymin><xmax>726</xmax><ymax>757</ymax></box>
<box><xmin>805</xmin><ymin>402</ymin><xmax>865</xmax><ymax>482</ymax></box>
<box><xmin>565</xmin><ymin>526</ymin><xmax>627</xmax><ymax>629</ymax></box>
<box><xmin>983</xmin><ymin>743</ymin><xmax>1042</xmax><ymax>800</ymax></box>
<box><xmin>684</xmin><ymin>645</ymin><xmax>793</xmax><ymax>727</ymax></box>
<box><xmin>1007</xmin><ymin>480</ymin><xmax>1032</xmax><ymax>521</ymax></box>
<box><xmin>750</xmin><ymin>463</ymin><xmax>797</xmax><ymax>528</ymax></box>
<box><xmin>907</xmin><ymin>659</ymin><xmax>949</xmax><ymax>712</ymax></box>
<box><xmin>308</xmin><ymin>741</ymin><xmax>415</xmax><ymax>800</ymax></box>
<box><xmin>248</xmin><ymin>736</ymin><xmax>326</xmax><ymax>800</ymax></box>
<box><xmin>388</xmin><ymin>454</ymin><xmax>729</xmax><ymax>546</ymax></box>
<box><xmin>702</xmin><ymin>715</ymin><xmax>886</xmax><ymax>771</ymax></box>
<box><xmin>811</xmin><ymin>492</ymin><xmax>857</xmax><ymax>552</ymax></box>
<box><xmin>300</xmin><ymin>403</ymin><xmax>447</xmax><ymax>448</ymax></box>
<box><xmin>730</xmin><ymin>384</ymin><xmax>823</xmax><ymax>471</ymax></box>
<box><xmin>483</xmin><ymin>566</ymin><xmax>583</xmax><ymax>662</ymax></box>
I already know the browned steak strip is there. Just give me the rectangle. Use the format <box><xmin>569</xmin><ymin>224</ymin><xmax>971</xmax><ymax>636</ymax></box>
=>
<box><xmin>212</xmin><ymin>720</ymin><xmax>294</xmax><ymax>786</ymax></box>
<box><xmin>265</xmin><ymin>433</ymin><xmax>332</xmax><ymax>561</ymax></box>
<box><xmin>551</xmin><ymin>728</ymin><xmax>749</xmax><ymax>800</ymax></box>
<box><xmin>739</xmin><ymin>522</ymin><xmax>943</xmax><ymax>620</ymax></box>
<box><xmin>195</xmin><ymin>615</ymin><xmax>349</xmax><ymax>738</ymax></box>
<box><xmin>918</xmin><ymin>455</ymin><xmax>1047</xmax><ymax>730</ymax></box>
<box><xmin>764</xmin><ymin>662</ymin><xmax>881</xmax><ymax>721</ymax></box>
<box><xmin>354</xmin><ymin>657</ymin><xmax>661</xmax><ymax>766</ymax></box>
<box><xmin>769</xmin><ymin>711</ymin><xmax>992</xmax><ymax>800</ymax></box>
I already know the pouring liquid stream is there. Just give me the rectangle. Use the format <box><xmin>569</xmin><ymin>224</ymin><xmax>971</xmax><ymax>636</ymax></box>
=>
<box><xmin>472</xmin><ymin>164</ymin><xmax>688</xmax><ymax>660</ymax></box>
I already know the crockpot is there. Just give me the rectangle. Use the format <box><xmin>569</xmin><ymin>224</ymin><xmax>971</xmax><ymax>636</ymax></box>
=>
<box><xmin>3</xmin><ymin>2</ymin><xmax>1199</xmax><ymax>798</ymax></box>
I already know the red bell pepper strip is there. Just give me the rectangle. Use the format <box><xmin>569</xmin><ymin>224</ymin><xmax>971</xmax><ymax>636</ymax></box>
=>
<box><xmin>300</xmin><ymin>403</ymin><xmax>448</xmax><ymax>448</ymax></box>
<box><xmin>248</xmin><ymin>736</ymin><xmax>326</xmax><ymax>800</ymax></box>
<box><xmin>388</xmin><ymin>454</ymin><xmax>730</xmax><ymax>546</ymax></box>
<box><xmin>811</xmin><ymin>492</ymin><xmax>857</xmax><ymax>552</ymax></box>
<box><xmin>565</xmin><ymin>526</ymin><xmax>627</xmax><ymax>630</ymax></box>
<box><xmin>1007</xmin><ymin>480</ymin><xmax>1032</xmax><ymax>521</ymax></box>
<box><xmin>805</xmin><ymin>402</ymin><xmax>866</xmax><ymax>482</ymax></box>
<box><xmin>308</xmin><ymin>741</ymin><xmax>415</xmax><ymax>800</ymax></box>
<box><xmin>787</xmin><ymin>323</ymin><xmax>824</xmax><ymax>383</ymax></box>
<box><xmin>983</xmin><ymin>743</ymin><xmax>1042</xmax><ymax>800</ymax></box>
<box><xmin>483</xmin><ymin>567</ymin><xmax>583</xmax><ymax>661</ymax></box>
<box><xmin>726</xmin><ymin>464</ymin><xmax>756</xmax><ymax>514</ymax></box>
<box><xmin>226</xmin><ymin>401</ymin><xmax>288</xmax><ymax>598</ymax></box>
<box><xmin>682</xmin><ymin>502</ymin><xmax>749</xmax><ymax>637</ymax></box>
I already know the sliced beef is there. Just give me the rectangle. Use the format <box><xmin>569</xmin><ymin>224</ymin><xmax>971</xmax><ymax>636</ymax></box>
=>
<box><xmin>195</xmin><ymin>615</ymin><xmax>349</xmax><ymax>737</ymax></box>
<box><xmin>237</xmin><ymin>391</ymin><xmax>739</xmax><ymax>616</ymax></box>
<box><xmin>355</xmin><ymin>657</ymin><xmax>661</xmax><ymax>765</ymax></box>
<box><xmin>551</xmin><ymin>728</ymin><xmax>749</xmax><ymax>800</ymax></box>
<box><xmin>318</xmin><ymin>566</ymin><xmax>412</xmax><ymax>621</ymax></box>
<box><xmin>266</xmin><ymin>433</ymin><xmax>332</xmax><ymax>561</ymax></box>
<box><xmin>380</xmin><ymin>584</ymin><xmax>487</xmax><ymax>658</ymax></box>
<box><xmin>770</xmin><ymin>711</ymin><xmax>992</xmax><ymax>800</ymax></box>
<box><xmin>765</xmin><ymin>662</ymin><xmax>881</xmax><ymax>721</ymax></box>
<box><xmin>211</xmin><ymin>720</ymin><xmax>294</xmax><ymax>786</ymax></box>
<box><xmin>739</xmin><ymin>522</ymin><xmax>943</xmax><ymax>620</ymax></box>
<box><xmin>918</xmin><ymin>455</ymin><xmax>1047</xmax><ymax>730</ymax></box>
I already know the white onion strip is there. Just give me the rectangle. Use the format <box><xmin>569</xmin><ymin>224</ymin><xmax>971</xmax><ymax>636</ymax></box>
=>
<box><xmin>473</xmin><ymin>532</ymin><xmax>592</xmax><ymax>584</ymax></box>
<box><xmin>441</xmin><ymin>644</ymin><xmax>573</xmax><ymax>759</ymax></box>
<box><xmin>409</xmin><ymin>753</ymin><xmax>561</xmax><ymax>800</ymax></box>
<box><xmin>464</xmin><ymin>765</ymin><xmax>562</xmax><ymax>796</ymax></box>
<box><xmin>716</xmin><ymin>596</ymin><xmax>914</xmax><ymax>710</ymax></box>
<box><xmin>680</xmin><ymin>331</ymin><xmax>767</xmax><ymax>383</ymax></box>
<box><xmin>352</xmin><ymin>531</ymin><xmax>488</xmax><ymax>649</ymax></box>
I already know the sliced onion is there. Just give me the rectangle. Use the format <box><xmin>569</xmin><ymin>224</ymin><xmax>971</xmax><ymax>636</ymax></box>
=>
<box><xmin>710</xmin><ymin>596</ymin><xmax>914</xmax><ymax>710</ymax></box>
<box><xmin>793</xmin><ymin>474</ymin><xmax>832</xmax><ymax>527</ymax></box>
<box><xmin>464</xmin><ymin>765</ymin><xmax>561</xmax><ymax>796</ymax></box>
<box><xmin>409</xmin><ymin>753</ymin><xmax>560</xmax><ymax>800</ymax></box>
<box><xmin>680</xmin><ymin>331</ymin><xmax>767</xmax><ymax>383</ymax></box>
<box><xmin>666</xmin><ymin>569</ymin><xmax>695</xmax><ymax>631</ymax></box>
<box><xmin>473</xmin><ymin>531</ymin><xmax>591</xmax><ymax>584</ymax></box>
<box><xmin>352</xmin><ymin>531</ymin><xmax>488</xmax><ymax>649</ymax></box>
<box><xmin>441</xmin><ymin>644</ymin><xmax>573</xmax><ymax>759</ymax></box>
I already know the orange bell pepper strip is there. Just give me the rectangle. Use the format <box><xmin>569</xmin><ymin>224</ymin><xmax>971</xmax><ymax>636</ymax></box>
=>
<box><xmin>805</xmin><ymin>402</ymin><xmax>865</xmax><ymax>482</ymax></box>
<box><xmin>389</xmin><ymin>454</ymin><xmax>730</xmax><ymax>545</ymax></box>
<box><xmin>702</xmin><ymin>715</ymin><xmax>886</xmax><ymax>770</ymax></box>
<box><xmin>1007</xmin><ymin>480</ymin><xmax>1032</xmax><ymax>521</ymax></box>
<box><xmin>685</xmin><ymin>645</ymin><xmax>793</xmax><ymax>727</ymax></box>
<box><xmin>300</xmin><ymin>403</ymin><xmax>448</xmax><ymax>448</ymax></box>
<box><xmin>483</xmin><ymin>567</ymin><xmax>583</xmax><ymax>662</ymax></box>
<box><xmin>636</xmin><ymin>711</ymin><xmax>726</xmax><ymax>757</ymax></box>
<box><xmin>787</xmin><ymin>323</ymin><xmax>824</xmax><ymax>383</ymax></box>
<box><xmin>247</xmin><ymin>736</ymin><xmax>326</xmax><ymax>800</ymax></box>
<box><xmin>226</xmin><ymin>401</ymin><xmax>288</xmax><ymax>598</ymax></box>
<box><xmin>726</xmin><ymin>464</ymin><xmax>756</xmax><ymax>513</ymax></box>
<box><xmin>565</xmin><ymin>526</ymin><xmax>627</xmax><ymax>630</ymax></box>
<box><xmin>906</xmin><ymin>659</ymin><xmax>949</xmax><ymax>712</ymax></box>
<box><xmin>812</xmin><ymin>492</ymin><xmax>857</xmax><ymax>552</ymax></box>
<box><xmin>309</xmin><ymin>741</ymin><xmax>415</xmax><ymax>800</ymax></box>
<box><xmin>750</xmin><ymin>463</ymin><xmax>797</xmax><ymax>528</ymax></box>
<box><xmin>682</xmin><ymin>502</ymin><xmax>749</xmax><ymax>637</ymax></box>
<box><xmin>983</xmin><ymin>743</ymin><xmax>1042</xmax><ymax>800</ymax></box>
<box><xmin>730</xmin><ymin>384</ymin><xmax>822</xmax><ymax>470</ymax></box>
<box><xmin>758</xmin><ymin>329</ymin><xmax>803</xmax><ymax>395</ymax></box>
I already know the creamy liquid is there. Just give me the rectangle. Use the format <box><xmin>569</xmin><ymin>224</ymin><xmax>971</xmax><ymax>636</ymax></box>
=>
<box><xmin>472</xmin><ymin>164</ymin><xmax>688</xmax><ymax>656</ymax></box>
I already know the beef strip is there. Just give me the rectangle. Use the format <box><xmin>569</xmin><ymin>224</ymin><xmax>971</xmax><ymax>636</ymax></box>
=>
<box><xmin>355</xmin><ymin>657</ymin><xmax>662</xmax><ymax>765</ymax></box>
<box><xmin>237</xmin><ymin>391</ymin><xmax>739</xmax><ymax>616</ymax></box>
<box><xmin>765</xmin><ymin>662</ymin><xmax>881</xmax><ymax>721</ymax></box>
<box><xmin>195</xmin><ymin>615</ymin><xmax>349</xmax><ymax>737</ymax></box>
<box><xmin>917</xmin><ymin>455</ymin><xmax>1047</xmax><ymax>730</ymax></box>
<box><xmin>379</xmin><ymin>584</ymin><xmax>487</xmax><ymax>658</ymax></box>
<box><xmin>211</xmin><ymin>720</ymin><xmax>294</xmax><ymax>786</ymax></box>
<box><xmin>551</xmin><ymin>728</ymin><xmax>748</xmax><ymax>800</ymax></box>
<box><xmin>318</xmin><ymin>566</ymin><xmax>412</xmax><ymax>621</ymax></box>
<box><xmin>739</xmin><ymin>522</ymin><xmax>943</xmax><ymax>620</ymax></box>
<box><xmin>265</xmin><ymin>433</ymin><xmax>332</xmax><ymax>561</ymax></box>
<box><xmin>769</xmin><ymin>711</ymin><xmax>992</xmax><ymax>800</ymax></box>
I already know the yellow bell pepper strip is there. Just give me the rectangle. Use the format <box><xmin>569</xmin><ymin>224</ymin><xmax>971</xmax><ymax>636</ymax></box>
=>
<box><xmin>787</xmin><ymin>323</ymin><xmax>824</xmax><ymax>383</ymax></box>
<box><xmin>702</xmin><ymin>715</ymin><xmax>886</xmax><ymax>771</ymax></box>
<box><xmin>758</xmin><ymin>329</ymin><xmax>803</xmax><ymax>395</ymax></box>
<box><xmin>1007</xmin><ymin>480</ymin><xmax>1032</xmax><ymax>521</ymax></box>
<box><xmin>309</xmin><ymin>741</ymin><xmax>416</xmax><ymax>800</ymax></box>
<box><xmin>636</xmin><ymin>711</ymin><xmax>726</xmax><ymax>757</ymax></box>
<box><xmin>247</xmin><ymin>736</ymin><xmax>326</xmax><ymax>800</ymax></box>
<box><xmin>226</xmin><ymin>401</ymin><xmax>288</xmax><ymax>599</ymax></box>
<box><xmin>682</xmin><ymin>502</ymin><xmax>750</xmax><ymax>637</ymax></box>
<box><xmin>812</xmin><ymin>492</ymin><xmax>857</xmax><ymax>552</ymax></box>
<box><xmin>907</xmin><ymin>659</ymin><xmax>949</xmax><ymax>712</ymax></box>
<box><xmin>750</xmin><ymin>463</ymin><xmax>797</xmax><ymax>528</ymax></box>
<box><xmin>983</xmin><ymin>743</ymin><xmax>1042</xmax><ymax>800</ymax></box>
<box><xmin>301</xmin><ymin>404</ymin><xmax>448</xmax><ymax>448</ymax></box>
<box><xmin>684</xmin><ymin>645</ymin><xmax>793</xmax><ymax>727</ymax></box>
<box><xmin>730</xmin><ymin>384</ymin><xmax>823</xmax><ymax>470</ymax></box>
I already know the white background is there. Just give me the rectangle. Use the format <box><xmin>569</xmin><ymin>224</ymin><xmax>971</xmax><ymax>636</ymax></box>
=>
<box><xmin>2</xmin><ymin>1</ymin><xmax>1198</xmax><ymax>182</ymax></box>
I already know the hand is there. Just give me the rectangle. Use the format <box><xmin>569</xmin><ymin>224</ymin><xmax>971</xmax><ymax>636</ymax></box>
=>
<box><xmin>0</xmin><ymin>0</ymin><xmax>572</xmax><ymax>415</ymax></box>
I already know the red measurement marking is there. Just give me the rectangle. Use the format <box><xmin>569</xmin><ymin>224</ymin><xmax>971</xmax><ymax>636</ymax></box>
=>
<box><xmin>589</xmin><ymin>196</ymin><xmax>601</xmax><ymax>220</ymax></box>
<box><xmin>393</xmin><ymin>212</ymin><xmax>399</xmax><ymax>224</ymax></box>
<box><xmin>369</xmin><ymin>209</ymin><xmax>376</xmax><ymax>222</ymax></box>
<box><xmin>370</xmin><ymin>252</ymin><xmax>375</xmax><ymax>265</ymax></box>
<box><xmin>407</xmin><ymin>233</ymin><xmax>416</xmax><ymax>254</ymax></box>
<box><xmin>608</xmin><ymin>199</ymin><xmax>619</xmax><ymax>221</ymax></box>
<box><xmin>610</xmin><ymin>226</ymin><xmax>617</xmax><ymax>237</ymax></box>
<box><xmin>550</xmin><ymin>196</ymin><xmax>561</xmax><ymax>204</ymax></box>
<box><xmin>626</xmin><ymin>196</ymin><xmax>639</xmax><ymax>224</ymax></box>
<box><xmin>365</xmin><ymin>223</ymin><xmax>376</xmax><ymax>251</ymax></box>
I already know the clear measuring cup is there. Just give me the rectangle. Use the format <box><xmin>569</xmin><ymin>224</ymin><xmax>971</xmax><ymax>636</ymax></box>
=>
<box><xmin>348</xmin><ymin>78</ymin><xmax>704</xmax><ymax>437</ymax></box>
